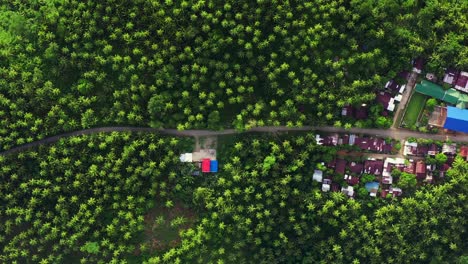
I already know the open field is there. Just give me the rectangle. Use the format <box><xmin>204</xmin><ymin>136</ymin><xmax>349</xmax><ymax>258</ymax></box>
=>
<box><xmin>402</xmin><ymin>92</ymin><xmax>427</xmax><ymax>126</ymax></box>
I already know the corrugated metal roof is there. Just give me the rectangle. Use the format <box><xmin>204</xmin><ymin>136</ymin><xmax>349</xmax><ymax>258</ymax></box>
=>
<box><xmin>415</xmin><ymin>80</ymin><xmax>466</xmax><ymax>106</ymax></box>
<box><xmin>444</xmin><ymin>106</ymin><xmax>468</xmax><ymax>133</ymax></box>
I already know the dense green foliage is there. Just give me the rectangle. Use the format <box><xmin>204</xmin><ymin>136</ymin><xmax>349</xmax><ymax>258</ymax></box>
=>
<box><xmin>148</xmin><ymin>134</ymin><xmax>467</xmax><ymax>264</ymax></box>
<box><xmin>1</xmin><ymin>0</ymin><xmax>468</xmax><ymax>263</ymax></box>
<box><xmin>1</xmin><ymin>0</ymin><xmax>467</xmax><ymax>150</ymax></box>
<box><xmin>0</xmin><ymin>132</ymin><xmax>195</xmax><ymax>263</ymax></box>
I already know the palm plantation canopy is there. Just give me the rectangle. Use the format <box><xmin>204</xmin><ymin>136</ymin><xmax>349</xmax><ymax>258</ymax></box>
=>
<box><xmin>0</xmin><ymin>0</ymin><xmax>467</xmax><ymax>263</ymax></box>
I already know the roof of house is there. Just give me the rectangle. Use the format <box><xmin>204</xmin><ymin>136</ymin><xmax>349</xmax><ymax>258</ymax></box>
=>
<box><xmin>364</xmin><ymin>159</ymin><xmax>384</xmax><ymax>175</ymax></box>
<box><xmin>179</xmin><ymin>153</ymin><xmax>193</xmax><ymax>162</ymax></box>
<box><xmin>442</xmin><ymin>143</ymin><xmax>457</xmax><ymax>154</ymax></box>
<box><xmin>443</xmin><ymin>68</ymin><xmax>460</xmax><ymax>85</ymax></box>
<box><xmin>365</xmin><ymin>181</ymin><xmax>380</xmax><ymax>192</ymax></box>
<box><xmin>455</xmin><ymin>71</ymin><xmax>468</xmax><ymax>91</ymax></box>
<box><xmin>416</xmin><ymin>160</ymin><xmax>426</xmax><ymax>179</ymax></box>
<box><xmin>382</xmin><ymin>175</ymin><xmax>393</xmax><ymax>185</ymax></box>
<box><xmin>444</xmin><ymin>106</ymin><xmax>468</xmax><ymax>133</ymax></box>
<box><xmin>335</xmin><ymin>159</ymin><xmax>346</xmax><ymax>174</ymax></box>
<box><xmin>413</xmin><ymin>58</ymin><xmax>424</xmax><ymax>72</ymax></box>
<box><xmin>415</xmin><ymin>81</ymin><xmax>460</xmax><ymax>105</ymax></box>
<box><xmin>355</xmin><ymin>107</ymin><xmax>368</xmax><ymax>119</ymax></box>
<box><xmin>341</xmin><ymin>186</ymin><xmax>354</xmax><ymax>197</ymax></box>
<box><xmin>376</xmin><ymin>92</ymin><xmax>392</xmax><ymax>109</ymax></box>
<box><xmin>386</xmin><ymin>80</ymin><xmax>400</xmax><ymax>91</ymax></box>
<box><xmin>349</xmin><ymin>162</ymin><xmax>364</xmax><ymax>174</ymax></box>
<box><xmin>202</xmin><ymin>159</ymin><xmax>211</xmax><ymax>172</ymax></box>
<box><xmin>404</xmin><ymin>160</ymin><xmax>415</xmax><ymax>174</ymax></box>
<box><xmin>210</xmin><ymin>160</ymin><xmax>218</xmax><ymax>172</ymax></box>
<box><xmin>460</xmin><ymin>146</ymin><xmax>468</xmax><ymax>157</ymax></box>
<box><xmin>344</xmin><ymin>175</ymin><xmax>360</xmax><ymax>185</ymax></box>
<box><xmin>313</xmin><ymin>170</ymin><xmax>323</xmax><ymax>182</ymax></box>
<box><xmin>417</xmin><ymin>145</ymin><xmax>429</xmax><ymax>156</ymax></box>
<box><xmin>398</xmin><ymin>71</ymin><xmax>410</xmax><ymax>80</ymax></box>
<box><xmin>342</xmin><ymin>105</ymin><xmax>354</xmax><ymax>117</ymax></box>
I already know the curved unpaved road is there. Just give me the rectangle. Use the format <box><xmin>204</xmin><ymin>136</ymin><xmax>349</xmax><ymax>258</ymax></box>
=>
<box><xmin>1</xmin><ymin>126</ymin><xmax>466</xmax><ymax>156</ymax></box>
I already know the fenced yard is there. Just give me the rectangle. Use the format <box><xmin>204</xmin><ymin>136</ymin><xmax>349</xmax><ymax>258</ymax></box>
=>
<box><xmin>402</xmin><ymin>92</ymin><xmax>427</xmax><ymax>127</ymax></box>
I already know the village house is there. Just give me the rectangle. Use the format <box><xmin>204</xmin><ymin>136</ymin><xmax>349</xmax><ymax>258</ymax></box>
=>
<box><xmin>335</xmin><ymin>159</ymin><xmax>347</xmax><ymax>175</ymax></box>
<box><xmin>385</xmin><ymin>79</ymin><xmax>400</xmax><ymax>93</ymax></box>
<box><xmin>442</xmin><ymin>143</ymin><xmax>457</xmax><ymax>155</ymax></box>
<box><xmin>381</xmin><ymin>187</ymin><xmax>403</xmax><ymax>198</ymax></box>
<box><xmin>322</xmin><ymin>179</ymin><xmax>332</xmax><ymax>192</ymax></box>
<box><xmin>382</xmin><ymin>157</ymin><xmax>406</xmax><ymax>185</ymax></box>
<box><xmin>460</xmin><ymin>146</ymin><xmax>468</xmax><ymax>161</ymax></box>
<box><xmin>364</xmin><ymin>159</ymin><xmax>384</xmax><ymax>175</ymax></box>
<box><xmin>404</xmin><ymin>160</ymin><xmax>416</xmax><ymax>174</ymax></box>
<box><xmin>454</xmin><ymin>71</ymin><xmax>468</xmax><ymax>93</ymax></box>
<box><xmin>376</xmin><ymin>91</ymin><xmax>396</xmax><ymax>112</ymax></box>
<box><xmin>365</xmin><ymin>181</ymin><xmax>380</xmax><ymax>197</ymax></box>
<box><xmin>427</xmin><ymin>144</ymin><xmax>439</xmax><ymax>156</ymax></box>
<box><xmin>443</xmin><ymin>68</ymin><xmax>460</xmax><ymax>86</ymax></box>
<box><xmin>412</xmin><ymin>58</ymin><xmax>424</xmax><ymax>74</ymax></box>
<box><xmin>403</xmin><ymin>141</ymin><xmax>418</xmax><ymax>156</ymax></box>
<box><xmin>315</xmin><ymin>134</ymin><xmax>339</xmax><ymax>146</ymax></box>
<box><xmin>349</xmin><ymin>162</ymin><xmax>364</xmax><ymax>174</ymax></box>
<box><xmin>344</xmin><ymin>174</ymin><xmax>360</xmax><ymax>185</ymax></box>
<box><xmin>313</xmin><ymin>170</ymin><xmax>323</xmax><ymax>182</ymax></box>
<box><xmin>341</xmin><ymin>186</ymin><xmax>355</xmax><ymax>198</ymax></box>
<box><xmin>415</xmin><ymin>160</ymin><xmax>426</xmax><ymax>179</ymax></box>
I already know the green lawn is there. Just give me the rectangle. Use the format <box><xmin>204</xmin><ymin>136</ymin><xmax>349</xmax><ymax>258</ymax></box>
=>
<box><xmin>403</xmin><ymin>92</ymin><xmax>427</xmax><ymax>126</ymax></box>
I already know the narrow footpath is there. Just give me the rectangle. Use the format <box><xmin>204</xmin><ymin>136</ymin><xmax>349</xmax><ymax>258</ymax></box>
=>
<box><xmin>392</xmin><ymin>71</ymin><xmax>419</xmax><ymax>128</ymax></box>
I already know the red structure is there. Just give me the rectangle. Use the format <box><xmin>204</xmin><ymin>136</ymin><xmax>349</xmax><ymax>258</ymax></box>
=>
<box><xmin>202</xmin><ymin>159</ymin><xmax>211</xmax><ymax>173</ymax></box>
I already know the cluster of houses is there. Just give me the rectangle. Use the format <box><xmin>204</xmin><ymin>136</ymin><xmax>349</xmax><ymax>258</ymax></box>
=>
<box><xmin>410</xmin><ymin>59</ymin><xmax>468</xmax><ymax>133</ymax></box>
<box><xmin>316</xmin><ymin>156</ymin><xmax>406</xmax><ymax>198</ymax></box>
<box><xmin>313</xmin><ymin>132</ymin><xmax>468</xmax><ymax>199</ymax></box>
<box><xmin>342</xmin><ymin>72</ymin><xmax>409</xmax><ymax>119</ymax></box>
<box><xmin>315</xmin><ymin>133</ymin><xmax>393</xmax><ymax>153</ymax></box>
<box><xmin>444</xmin><ymin>69</ymin><xmax>468</xmax><ymax>93</ymax></box>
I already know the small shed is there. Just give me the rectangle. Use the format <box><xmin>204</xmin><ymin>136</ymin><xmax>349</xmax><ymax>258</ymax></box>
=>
<box><xmin>202</xmin><ymin>159</ymin><xmax>211</xmax><ymax>173</ymax></box>
<box><xmin>313</xmin><ymin>170</ymin><xmax>323</xmax><ymax>182</ymax></box>
<box><xmin>210</xmin><ymin>160</ymin><xmax>218</xmax><ymax>173</ymax></box>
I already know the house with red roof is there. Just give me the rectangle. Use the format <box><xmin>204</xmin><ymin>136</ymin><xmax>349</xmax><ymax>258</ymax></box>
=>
<box><xmin>364</xmin><ymin>159</ymin><xmax>384</xmax><ymax>175</ymax></box>
<box><xmin>404</xmin><ymin>160</ymin><xmax>415</xmax><ymax>174</ymax></box>
<box><xmin>412</xmin><ymin>58</ymin><xmax>424</xmax><ymax>74</ymax></box>
<box><xmin>385</xmin><ymin>79</ymin><xmax>400</xmax><ymax>92</ymax></box>
<box><xmin>455</xmin><ymin>71</ymin><xmax>468</xmax><ymax>93</ymax></box>
<box><xmin>344</xmin><ymin>174</ymin><xmax>360</xmax><ymax>185</ymax></box>
<box><xmin>427</xmin><ymin>144</ymin><xmax>439</xmax><ymax>156</ymax></box>
<box><xmin>349</xmin><ymin>162</ymin><xmax>364</xmax><ymax>174</ymax></box>
<box><xmin>381</xmin><ymin>187</ymin><xmax>403</xmax><ymax>198</ymax></box>
<box><xmin>202</xmin><ymin>159</ymin><xmax>211</xmax><ymax>173</ymax></box>
<box><xmin>415</xmin><ymin>160</ymin><xmax>426</xmax><ymax>179</ymax></box>
<box><xmin>335</xmin><ymin>159</ymin><xmax>346</xmax><ymax>175</ymax></box>
<box><xmin>460</xmin><ymin>146</ymin><xmax>468</xmax><ymax>160</ymax></box>
<box><xmin>355</xmin><ymin>106</ymin><xmax>369</xmax><ymax>120</ymax></box>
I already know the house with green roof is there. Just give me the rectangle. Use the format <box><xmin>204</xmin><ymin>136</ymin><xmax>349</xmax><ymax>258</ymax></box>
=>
<box><xmin>415</xmin><ymin>80</ymin><xmax>467</xmax><ymax>108</ymax></box>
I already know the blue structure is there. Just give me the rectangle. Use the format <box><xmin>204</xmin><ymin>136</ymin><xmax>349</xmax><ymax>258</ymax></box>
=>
<box><xmin>210</xmin><ymin>160</ymin><xmax>218</xmax><ymax>172</ymax></box>
<box><xmin>444</xmin><ymin>106</ymin><xmax>468</xmax><ymax>133</ymax></box>
<box><xmin>365</xmin><ymin>182</ymin><xmax>379</xmax><ymax>192</ymax></box>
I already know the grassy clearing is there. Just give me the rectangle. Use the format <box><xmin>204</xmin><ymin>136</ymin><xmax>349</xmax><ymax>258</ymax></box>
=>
<box><xmin>402</xmin><ymin>92</ymin><xmax>427</xmax><ymax>126</ymax></box>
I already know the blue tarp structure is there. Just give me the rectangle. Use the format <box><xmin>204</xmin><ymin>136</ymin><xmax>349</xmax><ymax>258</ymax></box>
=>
<box><xmin>210</xmin><ymin>160</ymin><xmax>218</xmax><ymax>172</ymax></box>
<box><xmin>444</xmin><ymin>106</ymin><xmax>468</xmax><ymax>133</ymax></box>
<box><xmin>365</xmin><ymin>181</ymin><xmax>379</xmax><ymax>192</ymax></box>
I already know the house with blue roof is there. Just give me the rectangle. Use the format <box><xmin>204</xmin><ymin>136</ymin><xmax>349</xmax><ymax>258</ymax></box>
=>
<box><xmin>444</xmin><ymin>106</ymin><xmax>468</xmax><ymax>133</ymax></box>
